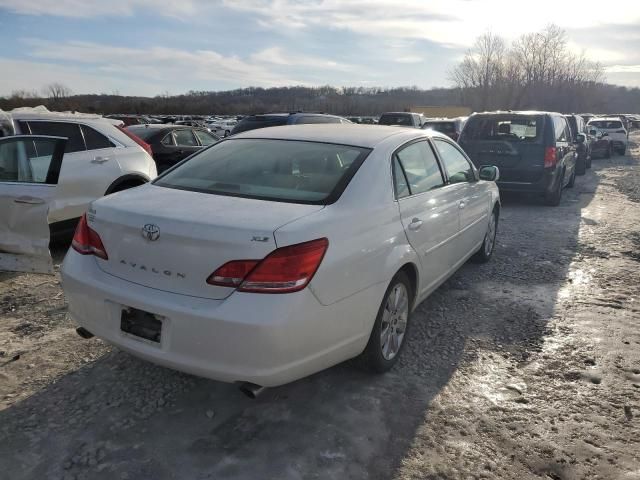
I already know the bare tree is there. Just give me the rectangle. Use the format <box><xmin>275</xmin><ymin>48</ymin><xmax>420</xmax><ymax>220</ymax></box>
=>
<box><xmin>42</xmin><ymin>83</ymin><xmax>72</xmax><ymax>100</ymax></box>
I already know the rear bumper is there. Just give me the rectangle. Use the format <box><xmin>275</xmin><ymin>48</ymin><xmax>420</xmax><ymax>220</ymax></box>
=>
<box><xmin>496</xmin><ymin>169</ymin><xmax>558</xmax><ymax>195</ymax></box>
<box><xmin>61</xmin><ymin>251</ymin><xmax>378</xmax><ymax>387</ymax></box>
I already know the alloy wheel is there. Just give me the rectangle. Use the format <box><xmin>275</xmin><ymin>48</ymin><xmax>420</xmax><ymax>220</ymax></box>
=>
<box><xmin>380</xmin><ymin>283</ymin><xmax>409</xmax><ymax>360</ymax></box>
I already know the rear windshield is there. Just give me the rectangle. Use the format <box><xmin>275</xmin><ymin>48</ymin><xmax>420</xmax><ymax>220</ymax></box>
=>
<box><xmin>462</xmin><ymin>115</ymin><xmax>541</xmax><ymax>142</ymax></box>
<box><xmin>589</xmin><ymin>120</ymin><xmax>623</xmax><ymax>129</ymax></box>
<box><xmin>424</xmin><ymin>122</ymin><xmax>455</xmax><ymax>133</ymax></box>
<box><xmin>231</xmin><ymin>116</ymin><xmax>288</xmax><ymax>134</ymax></box>
<box><xmin>378</xmin><ymin>114</ymin><xmax>413</xmax><ymax>126</ymax></box>
<box><xmin>154</xmin><ymin>139</ymin><xmax>371</xmax><ymax>204</ymax></box>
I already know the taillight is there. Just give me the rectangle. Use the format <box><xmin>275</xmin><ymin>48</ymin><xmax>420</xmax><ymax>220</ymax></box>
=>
<box><xmin>207</xmin><ymin>260</ymin><xmax>259</xmax><ymax>287</ymax></box>
<box><xmin>207</xmin><ymin>238</ymin><xmax>329</xmax><ymax>293</ymax></box>
<box><xmin>118</xmin><ymin>126</ymin><xmax>153</xmax><ymax>157</ymax></box>
<box><xmin>71</xmin><ymin>213</ymin><xmax>108</xmax><ymax>260</ymax></box>
<box><xmin>544</xmin><ymin>147</ymin><xmax>557</xmax><ymax>168</ymax></box>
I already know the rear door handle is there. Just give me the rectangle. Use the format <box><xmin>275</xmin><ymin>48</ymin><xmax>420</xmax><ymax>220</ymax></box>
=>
<box><xmin>13</xmin><ymin>196</ymin><xmax>46</xmax><ymax>205</ymax></box>
<box><xmin>408</xmin><ymin>218</ymin><xmax>423</xmax><ymax>231</ymax></box>
<box><xmin>91</xmin><ymin>156</ymin><xmax>110</xmax><ymax>164</ymax></box>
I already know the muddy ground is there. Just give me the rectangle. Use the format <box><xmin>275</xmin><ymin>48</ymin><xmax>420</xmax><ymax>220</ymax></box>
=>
<box><xmin>1</xmin><ymin>134</ymin><xmax>639</xmax><ymax>480</ymax></box>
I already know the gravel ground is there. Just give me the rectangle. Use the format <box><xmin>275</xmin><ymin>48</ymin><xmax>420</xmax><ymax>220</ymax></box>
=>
<box><xmin>1</xmin><ymin>134</ymin><xmax>639</xmax><ymax>480</ymax></box>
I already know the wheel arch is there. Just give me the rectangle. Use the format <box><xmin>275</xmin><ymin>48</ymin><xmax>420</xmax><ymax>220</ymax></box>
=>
<box><xmin>105</xmin><ymin>173</ymin><xmax>150</xmax><ymax>195</ymax></box>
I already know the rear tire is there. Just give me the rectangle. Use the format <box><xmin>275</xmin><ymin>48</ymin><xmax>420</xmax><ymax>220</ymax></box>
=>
<box><xmin>620</xmin><ymin>146</ymin><xmax>627</xmax><ymax>155</ymax></box>
<box><xmin>575</xmin><ymin>157</ymin><xmax>586</xmax><ymax>175</ymax></box>
<box><xmin>472</xmin><ymin>208</ymin><xmax>498</xmax><ymax>263</ymax></box>
<box><xmin>586</xmin><ymin>155</ymin><xmax>592</xmax><ymax>169</ymax></box>
<box><xmin>545</xmin><ymin>172</ymin><xmax>564</xmax><ymax>206</ymax></box>
<box><xmin>605</xmin><ymin>145</ymin><xmax>611</xmax><ymax>158</ymax></box>
<box><xmin>358</xmin><ymin>272</ymin><xmax>413</xmax><ymax>373</ymax></box>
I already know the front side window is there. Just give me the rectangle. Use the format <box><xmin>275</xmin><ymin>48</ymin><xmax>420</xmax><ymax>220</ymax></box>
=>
<box><xmin>155</xmin><ymin>139</ymin><xmax>370</xmax><ymax>204</ymax></box>
<box><xmin>433</xmin><ymin>139</ymin><xmax>475</xmax><ymax>184</ymax></box>
<box><xmin>394</xmin><ymin>141</ymin><xmax>444</xmax><ymax>196</ymax></box>
<box><xmin>25</xmin><ymin>121</ymin><xmax>85</xmax><ymax>153</ymax></box>
<box><xmin>0</xmin><ymin>137</ymin><xmax>62</xmax><ymax>183</ymax></box>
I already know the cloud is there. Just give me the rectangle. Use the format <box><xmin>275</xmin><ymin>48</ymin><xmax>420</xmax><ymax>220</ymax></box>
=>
<box><xmin>0</xmin><ymin>0</ymin><xmax>201</xmax><ymax>18</ymax></box>
<box><xmin>22</xmin><ymin>39</ymin><xmax>301</xmax><ymax>90</ymax></box>
<box><xmin>605</xmin><ymin>65</ymin><xmax>640</xmax><ymax>73</ymax></box>
<box><xmin>250</xmin><ymin>47</ymin><xmax>354</xmax><ymax>71</ymax></box>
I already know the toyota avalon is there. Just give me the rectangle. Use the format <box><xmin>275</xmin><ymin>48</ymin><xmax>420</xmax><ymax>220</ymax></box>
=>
<box><xmin>61</xmin><ymin>125</ymin><xmax>500</xmax><ymax>390</ymax></box>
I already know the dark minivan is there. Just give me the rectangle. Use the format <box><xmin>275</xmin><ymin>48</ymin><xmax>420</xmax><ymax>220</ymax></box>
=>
<box><xmin>459</xmin><ymin>111</ymin><xmax>577</xmax><ymax>206</ymax></box>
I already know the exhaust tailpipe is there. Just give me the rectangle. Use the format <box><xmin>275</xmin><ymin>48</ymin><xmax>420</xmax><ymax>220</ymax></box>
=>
<box><xmin>76</xmin><ymin>327</ymin><xmax>94</xmax><ymax>339</ymax></box>
<box><xmin>237</xmin><ymin>382</ymin><xmax>266</xmax><ymax>399</ymax></box>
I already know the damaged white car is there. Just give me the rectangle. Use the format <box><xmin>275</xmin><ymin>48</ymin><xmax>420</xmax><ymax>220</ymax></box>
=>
<box><xmin>0</xmin><ymin>108</ymin><xmax>158</xmax><ymax>274</ymax></box>
<box><xmin>0</xmin><ymin>135</ymin><xmax>66</xmax><ymax>273</ymax></box>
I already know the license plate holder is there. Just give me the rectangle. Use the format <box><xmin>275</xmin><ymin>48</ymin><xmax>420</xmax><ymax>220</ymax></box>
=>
<box><xmin>120</xmin><ymin>307</ymin><xmax>163</xmax><ymax>344</ymax></box>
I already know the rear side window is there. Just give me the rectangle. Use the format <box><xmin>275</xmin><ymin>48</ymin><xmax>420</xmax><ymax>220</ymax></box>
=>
<box><xmin>295</xmin><ymin>116</ymin><xmax>342</xmax><ymax>124</ymax></box>
<box><xmin>81</xmin><ymin>125</ymin><xmax>113</xmax><ymax>150</ymax></box>
<box><xmin>379</xmin><ymin>114</ymin><xmax>413</xmax><ymax>126</ymax></box>
<box><xmin>24</xmin><ymin>121</ymin><xmax>85</xmax><ymax>153</ymax></box>
<box><xmin>155</xmin><ymin>139</ymin><xmax>370</xmax><ymax>204</ymax></box>
<box><xmin>394</xmin><ymin>141</ymin><xmax>444</xmax><ymax>195</ymax></box>
<box><xmin>462</xmin><ymin>115</ymin><xmax>540</xmax><ymax>142</ymax></box>
<box><xmin>433</xmin><ymin>139</ymin><xmax>475</xmax><ymax>184</ymax></box>
<box><xmin>161</xmin><ymin>133</ymin><xmax>175</xmax><ymax>146</ymax></box>
<box><xmin>174</xmin><ymin>129</ymin><xmax>198</xmax><ymax>146</ymax></box>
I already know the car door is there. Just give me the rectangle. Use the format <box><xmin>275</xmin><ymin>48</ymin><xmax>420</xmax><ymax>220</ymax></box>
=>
<box><xmin>19</xmin><ymin>120</ymin><xmax>121</xmax><ymax>224</ymax></box>
<box><xmin>0</xmin><ymin>135</ymin><xmax>66</xmax><ymax>273</ymax></box>
<box><xmin>393</xmin><ymin>140</ymin><xmax>461</xmax><ymax>296</ymax></box>
<box><xmin>433</xmin><ymin>138</ymin><xmax>490</xmax><ymax>257</ymax></box>
<box><xmin>172</xmin><ymin>129</ymin><xmax>201</xmax><ymax>162</ymax></box>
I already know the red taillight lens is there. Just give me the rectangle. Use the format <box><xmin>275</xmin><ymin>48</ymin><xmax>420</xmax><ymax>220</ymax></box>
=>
<box><xmin>207</xmin><ymin>238</ymin><xmax>329</xmax><ymax>294</ymax></box>
<box><xmin>544</xmin><ymin>147</ymin><xmax>557</xmax><ymax>168</ymax></box>
<box><xmin>207</xmin><ymin>260</ymin><xmax>259</xmax><ymax>287</ymax></box>
<box><xmin>71</xmin><ymin>213</ymin><xmax>108</xmax><ymax>260</ymax></box>
<box><xmin>118</xmin><ymin>126</ymin><xmax>153</xmax><ymax>157</ymax></box>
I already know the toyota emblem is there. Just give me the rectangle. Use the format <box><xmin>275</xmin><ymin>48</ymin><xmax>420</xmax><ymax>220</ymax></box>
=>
<box><xmin>141</xmin><ymin>224</ymin><xmax>160</xmax><ymax>241</ymax></box>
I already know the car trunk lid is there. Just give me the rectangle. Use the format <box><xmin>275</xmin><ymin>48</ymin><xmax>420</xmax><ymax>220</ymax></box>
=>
<box><xmin>89</xmin><ymin>184</ymin><xmax>323</xmax><ymax>300</ymax></box>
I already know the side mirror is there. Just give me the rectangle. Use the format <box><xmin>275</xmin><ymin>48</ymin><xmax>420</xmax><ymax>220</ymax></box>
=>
<box><xmin>576</xmin><ymin>133</ymin><xmax>586</xmax><ymax>144</ymax></box>
<box><xmin>479</xmin><ymin>165</ymin><xmax>500</xmax><ymax>182</ymax></box>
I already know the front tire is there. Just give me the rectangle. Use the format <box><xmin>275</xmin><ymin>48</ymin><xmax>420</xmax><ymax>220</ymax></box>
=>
<box><xmin>359</xmin><ymin>272</ymin><xmax>413</xmax><ymax>373</ymax></box>
<box><xmin>567</xmin><ymin>167</ymin><xmax>576</xmax><ymax>188</ymax></box>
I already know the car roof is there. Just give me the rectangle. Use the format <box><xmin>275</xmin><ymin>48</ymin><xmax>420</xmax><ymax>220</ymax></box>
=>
<box><xmin>230</xmin><ymin>124</ymin><xmax>448</xmax><ymax>148</ymax></box>
<box><xmin>471</xmin><ymin>110</ymin><xmax>561</xmax><ymax>116</ymax></box>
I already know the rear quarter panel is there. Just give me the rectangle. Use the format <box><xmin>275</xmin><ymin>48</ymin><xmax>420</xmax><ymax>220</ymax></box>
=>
<box><xmin>273</xmin><ymin>139</ymin><xmax>420</xmax><ymax>325</ymax></box>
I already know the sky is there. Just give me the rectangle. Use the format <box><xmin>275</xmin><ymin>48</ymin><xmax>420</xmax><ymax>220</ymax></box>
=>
<box><xmin>0</xmin><ymin>0</ymin><xmax>639</xmax><ymax>97</ymax></box>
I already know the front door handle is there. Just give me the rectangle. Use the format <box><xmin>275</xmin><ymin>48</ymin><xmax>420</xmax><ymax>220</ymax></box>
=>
<box><xmin>459</xmin><ymin>201</ymin><xmax>466</xmax><ymax>209</ymax></box>
<box><xmin>408</xmin><ymin>218</ymin><xmax>423</xmax><ymax>231</ymax></box>
<box><xmin>91</xmin><ymin>156</ymin><xmax>110</xmax><ymax>164</ymax></box>
<box><xmin>13</xmin><ymin>196</ymin><xmax>46</xmax><ymax>205</ymax></box>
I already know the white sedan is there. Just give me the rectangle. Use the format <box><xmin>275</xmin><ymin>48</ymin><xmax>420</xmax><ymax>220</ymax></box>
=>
<box><xmin>61</xmin><ymin>125</ymin><xmax>500</xmax><ymax>391</ymax></box>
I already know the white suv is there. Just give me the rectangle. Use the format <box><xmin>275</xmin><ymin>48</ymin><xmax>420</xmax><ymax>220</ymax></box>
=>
<box><xmin>587</xmin><ymin>117</ymin><xmax>628</xmax><ymax>155</ymax></box>
<box><xmin>6</xmin><ymin>108</ymin><xmax>157</xmax><ymax>236</ymax></box>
